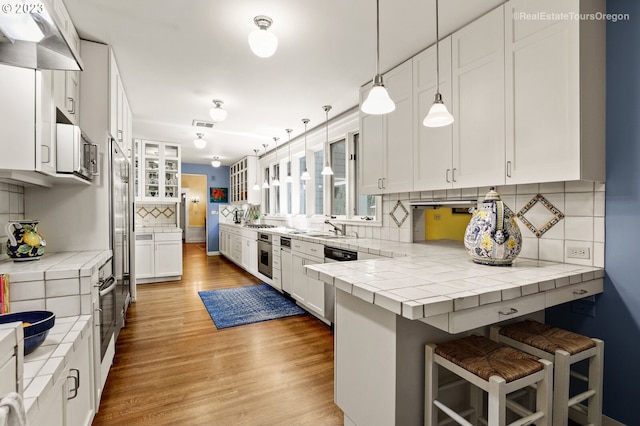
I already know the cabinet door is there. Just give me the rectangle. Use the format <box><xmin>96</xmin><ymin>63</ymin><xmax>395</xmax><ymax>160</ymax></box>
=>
<box><xmin>163</xmin><ymin>144</ymin><xmax>181</xmax><ymax>202</ymax></box>
<box><xmin>248</xmin><ymin>239</ymin><xmax>258</xmax><ymax>273</ymax></box>
<box><xmin>281</xmin><ymin>249</ymin><xmax>293</xmax><ymax>294</ymax></box>
<box><xmin>109</xmin><ymin>51</ymin><xmax>119</xmax><ymax>139</ymax></box>
<box><xmin>358</xmin><ymin>86</ymin><xmax>385</xmax><ymax>195</ymax></box>
<box><xmin>305</xmin><ymin>258</ymin><xmax>324</xmax><ymax>316</ymax></box>
<box><xmin>241</xmin><ymin>237</ymin><xmax>251</xmax><ymax>270</ymax></box>
<box><xmin>383</xmin><ymin>60</ymin><xmax>414</xmax><ymax>193</ymax></box>
<box><xmin>134</xmin><ymin>239</ymin><xmax>154</xmax><ymax>278</ymax></box>
<box><xmin>142</xmin><ymin>141</ymin><xmax>161</xmax><ymax>201</ymax></box>
<box><xmin>65</xmin><ymin>71</ymin><xmax>80</xmax><ymax>124</ymax></box>
<box><xmin>29</xmin><ymin>372</ymin><xmax>65</xmax><ymax>426</ymax></box>
<box><xmin>0</xmin><ymin>64</ymin><xmax>36</xmax><ymax>171</ymax></box>
<box><xmin>38</xmin><ymin>70</ymin><xmax>57</xmax><ymax>175</ymax></box>
<box><xmin>413</xmin><ymin>38</ymin><xmax>454</xmax><ymax>190</ymax></box>
<box><xmin>505</xmin><ymin>0</ymin><xmax>580</xmax><ymax>183</ymax></box>
<box><xmin>452</xmin><ymin>6</ymin><xmax>505</xmax><ymax>188</ymax></box>
<box><xmin>65</xmin><ymin>330</ymin><xmax>94</xmax><ymax>426</ymax></box>
<box><xmin>291</xmin><ymin>254</ymin><xmax>307</xmax><ymax>303</ymax></box>
<box><xmin>155</xmin><ymin>241</ymin><xmax>183</xmax><ymax>277</ymax></box>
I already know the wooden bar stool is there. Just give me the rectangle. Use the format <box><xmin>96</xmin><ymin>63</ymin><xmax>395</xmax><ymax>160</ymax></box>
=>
<box><xmin>490</xmin><ymin>320</ymin><xmax>603</xmax><ymax>426</ymax></box>
<box><xmin>425</xmin><ymin>335</ymin><xmax>553</xmax><ymax>426</ymax></box>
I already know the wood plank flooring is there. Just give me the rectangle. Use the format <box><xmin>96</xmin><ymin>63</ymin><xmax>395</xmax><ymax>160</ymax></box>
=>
<box><xmin>92</xmin><ymin>243</ymin><xmax>343</xmax><ymax>425</ymax></box>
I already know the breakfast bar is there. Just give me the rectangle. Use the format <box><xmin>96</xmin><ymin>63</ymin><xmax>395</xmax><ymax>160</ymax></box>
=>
<box><xmin>305</xmin><ymin>243</ymin><xmax>604</xmax><ymax>426</ymax></box>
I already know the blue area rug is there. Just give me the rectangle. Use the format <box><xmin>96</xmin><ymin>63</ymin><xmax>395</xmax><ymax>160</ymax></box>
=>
<box><xmin>198</xmin><ymin>283</ymin><xmax>306</xmax><ymax>329</ymax></box>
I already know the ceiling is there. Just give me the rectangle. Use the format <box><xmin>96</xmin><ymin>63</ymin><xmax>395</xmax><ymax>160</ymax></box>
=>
<box><xmin>64</xmin><ymin>0</ymin><xmax>504</xmax><ymax>165</ymax></box>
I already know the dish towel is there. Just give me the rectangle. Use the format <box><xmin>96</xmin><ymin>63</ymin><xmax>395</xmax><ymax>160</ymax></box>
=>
<box><xmin>0</xmin><ymin>392</ymin><xmax>28</xmax><ymax>426</ymax></box>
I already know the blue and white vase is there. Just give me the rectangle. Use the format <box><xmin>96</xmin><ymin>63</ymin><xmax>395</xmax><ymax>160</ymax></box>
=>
<box><xmin>5</xmin><ymin>220</ymin><xmax>46</xmax><ymax>261</ymax></box>
<box><xmin>464</xmin><ymin>187</ymin><xmax>521</xmax><ymax>266</ymax></box>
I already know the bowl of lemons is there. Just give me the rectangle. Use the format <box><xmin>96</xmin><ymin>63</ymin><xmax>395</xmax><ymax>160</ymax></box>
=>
<box><xmin>0</xmin><ymin>311</ymin><xmax>55</xmax><ymax>355</ymax></box>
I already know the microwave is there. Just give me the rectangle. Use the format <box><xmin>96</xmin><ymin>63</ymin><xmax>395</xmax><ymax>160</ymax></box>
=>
<box><xmin>56</xmin><ymin>124</ymin><xmax>98</xmax><ymax>180</ymax></box>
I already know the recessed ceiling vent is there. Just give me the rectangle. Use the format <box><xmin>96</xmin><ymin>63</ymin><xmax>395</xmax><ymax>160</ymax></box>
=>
<box><xmin>192</xmin><ymin>119</ymin><xmax>215</xmax><ymax>129</ymax></box>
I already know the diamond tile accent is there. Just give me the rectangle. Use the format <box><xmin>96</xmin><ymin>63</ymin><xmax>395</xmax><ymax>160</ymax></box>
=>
<box><xmin>162</xmin><ymin>207</ymin><xmax>175</xmax><ymax>218</ymax></box>
<box><xmin>517</xmin><ymin>193</ymin><xmax>564</xmax><ymax>238</ymax></box>
<box><xmin>150</xmin><ymin>207</ymin><xmax>162</xmax><ymax>218</ymax></box>
<box><xmin>221</xmin><ymin>207</ymin><xmax>232</xmax><ymax>218</ymax></box>
<box><xmin>390</xmin><ymin>200</ymin><xmax>409</xmax><ymax>227</ymax></box>
<box><xmin>136</xmin><ymin>207</ymin><xmax>149</xmax><ymax>219</ymax></box>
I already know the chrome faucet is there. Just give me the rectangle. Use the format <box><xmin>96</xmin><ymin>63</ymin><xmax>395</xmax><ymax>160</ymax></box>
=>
<box><xmin>324</xmin><ymin>220</ymin><xmax>346</xmax><ymax>236</ymax></box>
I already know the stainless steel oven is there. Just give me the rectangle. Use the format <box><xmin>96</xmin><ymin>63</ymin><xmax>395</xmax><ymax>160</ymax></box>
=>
<box><xmin>257</xmin><ymin>232</ymin><xmax>273</xmax><ymax>278</ymax></box>
<box><xmin>97</xmin><ymin>259</ymin><xmax>117</xmax><ymax>361</ymax></box>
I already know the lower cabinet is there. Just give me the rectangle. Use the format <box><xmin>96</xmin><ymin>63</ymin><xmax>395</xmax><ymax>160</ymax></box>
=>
<box><xmin>291</xmin><ymin>241</ymin><xmax>325</xmax><ymax>317</ymax></box>
<box><xmin>281</xmin><ymin>248</ymin><xmax>293</xmax><ymax>294</ymax></box>
<box><xmin>135</xmin><ymin>231</ymin><xmax>182</xmax><ymax>281</ymax></box>
<box><xmin>241</xmin><ymin>236</ymin><xmax>258</xmax><ymax>274</ymax></box>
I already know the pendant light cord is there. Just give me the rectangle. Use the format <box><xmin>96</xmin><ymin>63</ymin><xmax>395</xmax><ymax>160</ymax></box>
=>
<box><xmin>435</xmin><ymin>0</ymin><xmax>440</xmax><ymax>93</ymax></box>
<box><xmin>376</xmin><ymin>0</ymin><xmax>380</xmax><ymax>76</ymax></box>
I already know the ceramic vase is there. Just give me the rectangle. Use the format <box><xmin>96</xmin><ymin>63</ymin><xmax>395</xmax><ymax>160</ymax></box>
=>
<box><xmin>5</xmin><ymin>220</ymin><xmax>46</xmax><ymax>261</ymax></box>
<box><xmin>464</xmin><ymin>187</ymin><xmax>522</xmax><ymax>266</ymax></box>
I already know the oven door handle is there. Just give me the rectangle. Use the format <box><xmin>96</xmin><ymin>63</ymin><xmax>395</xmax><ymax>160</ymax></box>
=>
<box><xmin>99</xmin><ymin>277</ymin><xmax>117</xmax><ymax>297</ymax></box>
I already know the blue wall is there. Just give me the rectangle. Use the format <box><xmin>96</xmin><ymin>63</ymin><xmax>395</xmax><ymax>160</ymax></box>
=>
<box><xmin>546</xmin><ymin>2</ymin><xmax>640</xmax><ymax>423</ymax></box>
<box><xmin>181</xmin><ymin>163</ymin><xmax>230</xmax><ymax>252</ymax></box>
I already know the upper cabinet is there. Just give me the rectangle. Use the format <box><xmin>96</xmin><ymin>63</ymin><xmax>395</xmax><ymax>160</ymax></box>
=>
<box><xmin>504</xmin><ymin>0</ymin><xmax>605</xmax><ymax>184</ymax></box>
<box><xmin>359</xmin><ymin>59</ymin><xmax>414</xmax><ymax>195</ymax></box>
<box><xmin>80</xmin><ymin>41</ymin><xmax>133</xmax><ymax>159</ymax></box>
<box><xmin>138</xmin><ymin>140</ymin><xmax>181</xmax><ymax>203</ymax></box>
<box><xmin>230</xmin><ymin>156</ymin><xmax>260</xmax><ymax>205</ymax></box>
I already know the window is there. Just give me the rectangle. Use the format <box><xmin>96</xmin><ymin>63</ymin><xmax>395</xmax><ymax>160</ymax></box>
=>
<box><xmin>273</xmin><ymin>164</ymin><xmax>280</xmax><ymax>215</ymax></box>
<box><xmin>299</xmin><ymin>156</ymin><xmax>306</xmax><ymax>215</ymax></box>
<box><xmin>353</xmin><ymin>133</ymin><xmax>376</xmax><ymax>217</ymax></box>
<box><xmin>330</xmin><ymin>139</ymin><xmax>346</xmax><ymax>216</ymax></box>
<box><xmin>286</xmin><ymin>161</ymin><xmax>292</xmax><ymax>214</ymax></box>
<box><xmin>314</xmin><ymin>150</ymin><xmax>324</xmax><ymax>214</ymax></box>
<box><xmin>263</xmin><ymin>167</ymin><xmax>270</xmax><ymax>214</ymax></box>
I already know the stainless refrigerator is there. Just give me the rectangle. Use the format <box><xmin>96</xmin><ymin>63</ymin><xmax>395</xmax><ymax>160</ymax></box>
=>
<box><xmin>110</xmin><ymin>138</ymin><xmax>134</xmax><ymax>339</ymax></box>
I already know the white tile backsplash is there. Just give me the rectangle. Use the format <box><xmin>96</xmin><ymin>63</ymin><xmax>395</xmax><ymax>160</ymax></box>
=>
<box><xmin>594</xmin><ymin>217</ymin><xmax>605</xmax><ymax>243</ymax></box>
<box><xmin>0</xmin><ymin>184</ymin><xmax>26</xmax><ymax>261</ymax></box>
<box><xmin>594</xmin><ymin>192</ymin><xmax>605</xmax><ymax>217</ymax></box>
<box><xmin>565</xmin><ymin>217</ymin><xmax>594</xmax><ymax>241</ymax></box>
<box><xmin>565</xmin><ymin>192</ymin><xmax>594</xmax><ymax>216</ymax></box>
<box><xmin>565</xmin><ymin>180</ymin><xmax>594</xmax><ymax>192</ymax></box>
<box><xmin>539</xmin><ymin>239</ymin><xmax>565</xmax><ymax>262</ymax></box>
<box><xmin>539</xmin><ymin>181</ymin><xmax>565</xmax><ymax>193</ymax></box>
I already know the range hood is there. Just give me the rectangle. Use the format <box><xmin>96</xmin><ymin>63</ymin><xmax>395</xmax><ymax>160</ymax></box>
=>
<box><xmin>0</xmin><ymin>0</ymin><xmax>83</xmax><ymax>70</ymax></box>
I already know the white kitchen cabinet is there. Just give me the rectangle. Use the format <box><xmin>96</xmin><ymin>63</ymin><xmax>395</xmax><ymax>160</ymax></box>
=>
<box><xmin>230</xmin><ymin>234</ymin><xmax>243</xmax><ymax>265</ymax></box>
<box><xmin>134</xmin><ymin>234</ymin><xmax>155</xmax><ymax>279</ymax></box>
<box><xmin>291</xmin><ymin>240</ymin><xmax>325</xmax><ymax>316</ymax></box>
<box><xmin>241</xmin><ymin>232</ymin><xmax>258</xmax><ymax>274</ymax></box>
<box><xmin>155</xmin><ymin>233</ymin><xmax>183</xmax><ymax>277</ymax></box>
<box><xmin>65</xmin><ymin>326</ymin><xmax>95</xmax><ymax>426</ymax></box>
<box><xmin>140</xmin><ymin>141</ymin><xmax>181</xmax><ymax>203</ymax></box>
<box><xmin>230</xmin><ymin>156</ymin><xmax>260</xmax><ymax>205</ymax></box>
<box><xmin>53</xmin><ymin>69</ymin><xmax>80</xmax><ymax>125</ymax></box>
<box><xmin>504</xmin><ymin>0</ymin><xmax>605</xmax><ymax>184</ymax></box>
<box><xmin>359</xmin><ymin>59</ymin><xmax>414</xmax><ymax>195</ymax></box>
<box><xmin>281</xmin><ymin>247</ymin><xmax>293</xmax><ymax>294</ymax></box>
<box><xmin>30</xmin><ymin>372</ymin><xmax>65</xmax><ymax>426</ymax></box>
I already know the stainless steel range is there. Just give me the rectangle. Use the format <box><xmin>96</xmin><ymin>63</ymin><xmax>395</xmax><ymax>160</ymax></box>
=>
<box><xmin>257</xmin><ymin>232</ymin><xmax>273</xmax><ymax>278</ymax></box>
<box><xmin>245</xmin><ymin>224</ymin><xmax>277</xmax><ymax>229</ymax></box>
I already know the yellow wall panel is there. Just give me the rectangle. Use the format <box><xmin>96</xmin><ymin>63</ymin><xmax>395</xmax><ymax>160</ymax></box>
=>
<box><xmin>425</xmin><ymin>208</ymin><xmax>472</xmax><ymax>241</ymax></box>
<box><xmin>182</xmin><ymin>174</ymin><xmax>207</xmax><ymax>227</ymax></box>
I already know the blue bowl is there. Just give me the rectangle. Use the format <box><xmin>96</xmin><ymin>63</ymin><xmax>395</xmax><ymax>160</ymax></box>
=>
<box><xmin>0</xmin><ymin>311</ymin><xmax>56</xmax><ymax>355</ymax></box>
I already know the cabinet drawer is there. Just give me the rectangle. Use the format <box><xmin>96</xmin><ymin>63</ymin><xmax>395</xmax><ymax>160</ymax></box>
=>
<box><xmin>447</xmin><ymin>293</ymin><xmax>545</xmax><ymax>334</ymax></box>
<box><xmin>545</xmin><ymin>278</ymin><xmax>603</xmax><ymax>308</ymax></box>
<box><xmin>155</xmin><ymin>232</ymin><xmax>181</xmax><ymax>241</ymax></box>
<box><xmin>136</xmin><ymin>233</ymin><xmax>153</xmax><ymax>241</ymax></box>
<box><xmin>273</xmin><ymin>256</ymin><xmax>281</xmax><ymax>270</ymax></box>
<box><xmin>291</xmin><ymin>240</ymin><xmax>324</xmax><ymax>258</ymax></box>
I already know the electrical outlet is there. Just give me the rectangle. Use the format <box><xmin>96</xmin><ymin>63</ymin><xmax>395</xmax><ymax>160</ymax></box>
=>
<box><xmin>567</xmin><ymin>246</ymin><xmax>590</xmax><ymax>259</ymax></box>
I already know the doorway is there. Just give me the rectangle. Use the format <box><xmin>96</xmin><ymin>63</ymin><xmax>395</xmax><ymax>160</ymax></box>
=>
<box><xmin>181</xmin><ymin>174</ymin><xmax>207</xmax><ymax>244</ymax></box>
<box><xmin>180</xmin><ymin>189</ymin><xmax>189</xmax><ymax>242</ymax></box>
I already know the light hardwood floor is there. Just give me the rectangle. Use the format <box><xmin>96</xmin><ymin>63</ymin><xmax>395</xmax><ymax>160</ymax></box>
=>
<box><xmin>92</xmin><ymin>243</ymin><xmax>343</xmax><ymax>425</ymax></box>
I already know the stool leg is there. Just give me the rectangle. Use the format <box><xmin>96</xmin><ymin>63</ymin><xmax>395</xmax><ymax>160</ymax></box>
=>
<box><xmin>488</xmin><ymin>376</ymin><xmax>506</xmax><ymax>426</ymax></box>
<box><xmin>553</xmin><ymin>349</ymin><xmax>571</xmax><ymax>426</ymax></box>
<box><xmin>469</xmin><ymin>383</ymin><xmax>482</xmax><ymax>424</ymax></box>
<box><xmin>588</xmin><ymin>339</ymin><xmax>604</xmax><ymax>426</ymax></box>
<box><xmin>536</xmin><ymin>359</ymin><xmax>553</xmax><ymax>426</ymax></box>
<box><xmin>425</xmin><ymin>344</ymin><xmax>439</xmax><ymax>426</ymax></box>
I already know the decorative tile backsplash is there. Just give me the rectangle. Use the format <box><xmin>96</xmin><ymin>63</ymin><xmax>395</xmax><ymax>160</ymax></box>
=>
<box><xmin>0</xmin><ymin>183</ymin><xmax>26</xmax><ymax>261</ymax></box>
<box><xmin>135</xmin><ymin>204</ymin><xmax>177</xmax><ymax>227</ymax></box>
<box><xmin>517</xmin><ymin>194</ymin><xmax>565</xmax><ymax>237</ymax></box>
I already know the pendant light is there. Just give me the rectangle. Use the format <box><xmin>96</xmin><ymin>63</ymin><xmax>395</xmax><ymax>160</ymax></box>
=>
<box><xmin>272</xmin><ymin>137</ymin><xmax>281</xmax><ymax>186</ymax></box>
<box><xmin>300</xmin><ymin>119</ymin><xmax>311</xmax><ymax>181</ymax></box>
<box><xmin>262</xmin><ymin>143</ymin><xmax>270</xmax><ymax>188</ymax></box>
<box><xmin>209</xmin><ymin>100</ymin><xmax>227</xmax><ymax>122</ymax></box>
<box><xmin>248</xmin><ymin>15</ymin><xmax>278</xmax><ymax>58</ymax></box>
<box><xmin>361</xmin><ymin>0</ymin><xmax>395</xmax><ymax>115</ymax></box>
<box><xmin>252</xmin><ymin>149</ymin><xmax>261</xmax><ymax>191</ymax></box>
<box><xmin>423</xmin><ymin>0</ymin><xmax>454</xmax><ymax>127</ymax></box>
<box><xmin>285</xmin><ymin>128</ymin><xmax>293</xmax><ymax>183</ymax></box>
<box><xmin>320</xmin><ymin>105</ymin><xmax>334</xmax><ymax>176</ymax></box>
<box><xmin>193</xmin><ymin>133</ymin><xmax>206</xmax><ymax>149</ymax></box>
<box><xmin>211</xmin><ymin>156</ymin><xmax>221</xmax><ymax>168</ymax></box>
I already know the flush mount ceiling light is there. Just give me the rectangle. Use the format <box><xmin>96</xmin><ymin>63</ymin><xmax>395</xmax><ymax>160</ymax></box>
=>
<box><xmin>300</xmin><ymin>119</ymin><xmax>311</xmax><ymax>181</ymax></box>
<box><xmin>321</xmin><ymin>105</ymin><xmax>334</xmax><ymax>176</ymax></box>
<box><xmin>209</xmin><ymin>99</ymin><xmax>227</xmax><ymax>123</ymax></box>
<box><xmin>211</xmin><ymin>156</ymin><xmax>221</xmax><ymax>168</ymax></box>
<box><xmin>252</xmin><ymin>149</ymin><xmax>261</xmax><ymax>191</ymax></box>
<box><xmin>285</xmin><ymin>128</ymin><xmax>293</xmax><ymax>183</ymax></box>
<box><xmin>262</xmin><ymin>143</ymin><xmax>270</xmax><ymax>188</ymax></box>
<box><xmin>248</xmin><ymin>15</ymin><xmax>278</xmax><ymax>58</ymax></box>
<box><xmin>272</xmin><ymin>137</ymin><xmax>281</xmax><ymax>187</ymax></box>
<box><xmin>423</xmin><ymin>0</ymin><xmax>454</xmax><ymax>128</ymax></box>
<box><xmin>193</xmin><ymin>133</ymin><xmax>207</xmax><ymax>149</ymax></box>
<box><xmin>361</xmin><ymin>0</ymin><xmax>395</xmax><ymax>115</ymax></box>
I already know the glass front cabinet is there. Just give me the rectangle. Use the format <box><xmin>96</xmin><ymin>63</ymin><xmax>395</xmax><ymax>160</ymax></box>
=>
<box><xmin>136</xmin><ymin>139</ymin><xmax>181</xmax><ymax>203</ymax></box>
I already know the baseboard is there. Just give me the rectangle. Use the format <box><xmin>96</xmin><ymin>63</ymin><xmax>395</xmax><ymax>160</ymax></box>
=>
<box><xmin>570</xmin><ymin>410</ymin><xmax>625</xmax><ymax>426</ymax></box>
<box><xmin>136</xmin><ymin>276</ymin><xmax>181</xmax><ymax>284</ymax></box>
<box><xmin>207</xmin><ymin>251</ymin><xmax>220</xmax><ymax>256</ymax></box>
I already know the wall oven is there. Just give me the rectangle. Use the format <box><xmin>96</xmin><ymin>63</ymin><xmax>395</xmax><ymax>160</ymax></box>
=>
<box><xmin>257</xmin><ymin>232</ymin><xmax>273</xmax><ymax>278</ymax></box>
<box><xmin>97</xmin><ymin>259</ymin><xmax>117</xmax><ymax>361</ymax></box>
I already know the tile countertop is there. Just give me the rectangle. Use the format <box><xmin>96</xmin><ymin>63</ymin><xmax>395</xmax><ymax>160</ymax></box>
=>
<box><xmin>22</xmin><ymin>315</ymin><xmax>91</xmax><ymax>418</ymax></box>
<box><xmin>136</xmin><ymin>227</ymin><xmax>182</xmax><ymax>233</ymax></box>
<box><xmin>0</xmin><ymin>250</ymin><xmax>112</xmax><ymax>283</ymax></box>
<box><xmin>304</xmin><ymin>242</ymin><xmax>604</xmax><ymax>324</ymax></box>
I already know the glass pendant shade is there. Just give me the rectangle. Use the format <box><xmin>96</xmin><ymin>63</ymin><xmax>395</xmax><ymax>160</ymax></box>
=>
<box><xmin>300</xmin><ymin>170</ymin><xmax>311</xmax><ymax>181</ymax></box>
<box><xmin>248</xmin><ymin>16</ymin><xmax>278</xmax><ymax>58</ymax></box>
<box><xmin>253</xmin><ymin>182</ymin><xmax>261</xmax><ymax>191</ymax></box>
<box><xmin>272</xmin><ymin>178</ymin><xmax>280</xmax><ymax>187</ymax></box>
<box><xmin>262</xmin><ymin>180</ymin><xmax>270</xmax><ymax>189</ymax></box>
<box><xmin>285</xmin><ymin>174</ymin><xmax>293</xmax><ymax>183</ymax></box>
<box><xmin>321</xmin><ymin>165</ymin><xmax>334</xmax><ymax>176</ymax></box>
<box><xmin>193</xmin><ymin>133</ymin><xmax>206</xmax><ymax>149</ymax></box>
<box><xmin>211</xmin><ymin>157</ymin><xmax>221</xmax><ymax>168</ymax></box>
<box><xmin>361</xmin><ymin>76</ymin><xmax>395</xmax><ymax>115</ymax></box>
<box><xmin>209</xmin><ymin>100</ymin><xmax>227</xmax><ymax>122</ymax></box>
<box><xmin>423</xmin><ymin>93</ymin><xmax>454</xmax><ymax>127</ymax></box>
